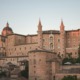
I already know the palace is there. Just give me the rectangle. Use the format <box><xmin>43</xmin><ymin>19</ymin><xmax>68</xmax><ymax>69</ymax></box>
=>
<box><xmin>0</xmin><ymin>20</ymin><xmax>80</xmax><ymax>80</ymax></box>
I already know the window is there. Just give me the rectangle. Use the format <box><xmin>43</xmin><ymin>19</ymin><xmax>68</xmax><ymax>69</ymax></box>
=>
<box><xmin>15</xmin><ymin>48</ymin><xmax>16</xmax><ymax>51</ymax></box>
<box><xmin>50</xmin><ymin>43</ymin><xmax>53</xmax><ymax>49</ymax></box>
<box><xmin>13</xmin><ymin>58</ymin><xmax>14</xmax><ymax>61</ymax></box>
<box><xmin>30</xmin><ymin>47</ymin><xmax>31</xmax><ymax>49</ymax></box>
<box><xmin>34</xmin><ymin>71</ymin><xmax>36</xmax><ymax>73</ymax></box>
<box><xmin>34</xmin><ymin>66</ymin><xmax>36</xmax><ymax>68</ymax></box>
<box><xmin>50</xmin><ymin>37</ymin><xmax>53</xmax><ymax>42</ymax></box>
<box><xmin>74</xmin><ymin>45</ymin><xmax>75</xmax><ymax>47</ymax></box>
<box><xmin>25</xmin><ymin>47</ymin><xmax>26</xmax><ymax>50</ymax></box>
<box><xmin>22</xmin><ymin>53</ymin><xmax>23</xmax><ymax>55</ymax></box>
<box><xmin>43</xmin><ymin>39</ymin><xmax>45</xmax><ymax>42</ymax></box>
<box><xmin>35</xmin><ymin>78</ymin><xmax>37</xmax><ymax>80</ymax></box>
<box><xmin>39</xmin><ymin>59</ymin><xmax>41</xmax><ymax>61</ymax></box>
<box><xmin>10</xmin><ymin>52</ymin><xmax>11</xmax><ymax>55</ymax></box>
<box><xmin>58</xmin><ymin>39</ymin><xmax>60</xmax><ymax>42</ymax></box>
<box><xmin>11</xmin><ymin>58</ymin><xmax>12</xmax><ymax>61</ymax></box>
<box><xmin>34</xmin><ymin>59</ymin><xmax>36</xmax><ymax>64</ymax></box>
<box><xmin>53</xmin><ymin>76</ymin><xmax>55</xmax><ymax>80</ymax></box>
<box><xmin>75</xmin><ymin>52</ymin><xmax>77</xmax><ymax>54</ymax></box>
<box><xmin>20</xmin><ymin>48</ymin><xmax>21</xmax><ymax>50</ymax></box>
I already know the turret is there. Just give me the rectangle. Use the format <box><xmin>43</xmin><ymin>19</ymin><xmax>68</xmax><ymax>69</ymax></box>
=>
<box><xmin>60</xmin><ymin>20</ymin><xmax>65</xmax><ymax>31</ymax></box>
<box><xmin>38</xmin><ymin>19</ymin><xmax>42</xmax><ymax>32</ymax></box>
<box><xmin>60</xmin><ymin>20</ymin><xmax>66</xmax><ymax>58</ymax></box>
<box><xmin>6</xmin><ymin>22</ymin><xmax>9</xmax><ymax>27</ymax></box>
<box><xmin>37</xmin><ymin>19</ymin><xmax>43</xmax><ymax>49</ymax></box>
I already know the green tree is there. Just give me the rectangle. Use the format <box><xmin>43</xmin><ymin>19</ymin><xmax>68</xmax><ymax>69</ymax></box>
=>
<box><xmin>0</xmin><ymin>71</ymin><xmax>7</xmax><ymax>78</ymax></box>
<box><xmin>20</xmin><ymin>61</ymin><xmax>29</xmax><ymax>79</ymax></box>
<box><xmin>62</xmin><ymin>75</ymin><xmax>77</xmax><ymax>80</ymax></box>
<box><xmin>62</xmin><ymin>52</ymin><xmax>77</xmax><ymax>65</ymax></box>
<box><xmin>62</xmin><ymin>57</ymin><xmax>69</xmax><ymax>65</ymax></box>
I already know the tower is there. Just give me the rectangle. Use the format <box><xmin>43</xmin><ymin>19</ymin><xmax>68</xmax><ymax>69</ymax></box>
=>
<box><xmin>60</xmin><ymin>20</ymin><xmax>66</xmax><ymax>57</ymax></box>
<box><xmin>37</xmin><ymin>19</ymin><xmax>43</xmax><ymax>49</ymax></box>
<box><xmin>28</xmin><ymin>50</ymin><xmax>54</xmax><ymax>80</ymax></box>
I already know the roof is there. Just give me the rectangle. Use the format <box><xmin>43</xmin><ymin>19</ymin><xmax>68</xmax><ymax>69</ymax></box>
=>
<box><xmin>2</xmin><ymin>23</ymin><xmax>13</xmax><ymax>36</ymax></box>
<box><xmin>28</xmin><ymin>49</ymin><xmax>56</xmax><ymax>54</ymax></box>
<box><xmin>27</xmin><ymin>34</ymin><xmax>37</xmax><ymax>36</ymax></box>
<box><xmin>7</xmin><ymin>33</ymin><xmax>26</xmax><ymax>37</ymax></box>
<box><xmin>66</xmin><ymin>29</ymin><xmax>80</xmax><ymax>32</ymax></box>
<box><xmin>6</xmin><ymin>33</ymin><xmax>37</xmax><ymax>37</ymax></box>
<box><xmin>42</xmin><ymin>30</ymin><xmax>60</xmax><ymax>34</ymax></box>
<box><xmin>3</xmin><ymin>26</ymin><xmax>13</xmax><ymax>32</ymax></box>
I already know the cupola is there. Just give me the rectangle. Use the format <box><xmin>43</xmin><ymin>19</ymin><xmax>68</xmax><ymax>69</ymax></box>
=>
<box><xmin>2</xmin><ymin>22</ymin><xmax>13</xmax><ymax>36</ymax></box>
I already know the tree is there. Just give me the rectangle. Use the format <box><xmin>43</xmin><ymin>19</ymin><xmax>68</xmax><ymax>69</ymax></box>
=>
<box><xmin>0</xmin><ymin>71</ymin><xmax>7</xmax><ymax>78</ymax></box>
<box><xmin>78</xmin><ymin>44</ymin><xmax>80</xmax><ymax>57</ymax></box>
<box><xmin>62</xmin><ymin>57</ymin><xmax>69</xmax><ymax>65</ymax></box>
<box><xmin>20</xmin><ymin>61</ymin><xmax>29</xmax><ymax>79</ymax></box>
<box><xmin>76</xmin><ymin>45</ymin><xmax>80</xmax><ymax>63</ymax></box>
<box><xmin>62</xmin><ymin>75</ymin><xmax>77</xmax><ymax>80</ymax></box>
<box><xmin>62</xmin><ymin>54</ymin><xmax>75</xmax><ymax>65</ymax></box>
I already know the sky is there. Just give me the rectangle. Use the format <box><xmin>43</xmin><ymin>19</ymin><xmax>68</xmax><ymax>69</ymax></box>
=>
<box><xmin>0</xmin><ymin>0</ymin><xmax>80</xmax><ymax>35</ymax></box>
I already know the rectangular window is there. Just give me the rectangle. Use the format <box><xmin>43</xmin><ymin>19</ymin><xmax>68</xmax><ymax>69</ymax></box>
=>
<box><xmin>20</xmin><ymin>48</ymin><xmax>21</xmax><ymax>50</ymax></box>
<box><xmin>34</xmin><ymin>59</ymin><xmax>36</xmax><ymax>64</ymax></box>
<box><xmin>10</xmin><ymin>52</ymin><xmax>11</xmax><ymax>55</ymax></box>
<box><xmin>58</xmin><ymin>39</ymin><xmax>60</xmax><ymax>42</ymax></box>
<box><xmin>25</xmin><ymin>47</ymin><xmax>26</xmax><ymax>50</ymax></box>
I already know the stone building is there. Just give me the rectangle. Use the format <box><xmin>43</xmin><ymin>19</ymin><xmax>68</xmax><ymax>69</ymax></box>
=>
<box><xmin>0</xmin><ymin>20</ymin><xmax>80</xmax><ymax>80</ymax></box>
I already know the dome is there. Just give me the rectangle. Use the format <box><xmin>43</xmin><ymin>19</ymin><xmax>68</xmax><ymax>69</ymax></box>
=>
<box><xmin>2</xmin><ymin>22</ymin><xmax>13</xmax><ymax>36</ymax></box>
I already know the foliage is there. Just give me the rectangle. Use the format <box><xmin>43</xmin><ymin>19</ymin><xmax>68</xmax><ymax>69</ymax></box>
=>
<box><xmin>78</xmin><ymin>44</ymin><xmax>80</xmax><ymax>57</ymax></box>
<box><xmin>62</xmin><ymin>50</ymin><xmax>80</xmax><ymax>65</ymax></box>
<box><xmin>76</xmin><ymin>45</ymin><xmax>80</xmax><ymax>63</ymax></box>
<box><xmin>0</xmin><ymin>71</ymin><xmax>7</xmax><ymax>78</ymax></box>
<box><xmin>62</xmin><ymin>75</ymin><xmax>77</xmax><ymax>80</ymax></box>
<box><xmin>76</xmin><ymin>57</ymin><xmax>80</xmax><ymax>63</ymax></box>
<box><xmin>62</xmin><ymin>57</ymin><xmax>69</xmax><ymax>65</ymax></box>
<box><xmin>62</xmin><ymin>56</ymin><xmax>75</xmax><ymax>65</ymax></box>
<box><xmin>20</xmin><ymin>61</ymin><xmax>29</xmax><ymax>79</ymax></box>
<box><xmin>20</xmin><ymin>70</ymin><xmax>28</xmax><ymax>78</ymax></box>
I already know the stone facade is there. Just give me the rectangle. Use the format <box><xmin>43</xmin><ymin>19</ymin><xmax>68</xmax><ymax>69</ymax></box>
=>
<box><xmin>0</xmin><ymin>20</ymin><xmax>80</xmax><ymax>80</ymax></box>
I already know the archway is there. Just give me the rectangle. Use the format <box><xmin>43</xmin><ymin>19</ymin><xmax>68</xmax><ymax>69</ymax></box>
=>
<box><xmin>20</xmin><ymin>60</ymin><xmax>29</xmax><ymax>79</ymax></box>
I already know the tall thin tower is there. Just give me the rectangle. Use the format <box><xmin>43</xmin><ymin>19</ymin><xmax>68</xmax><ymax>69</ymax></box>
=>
<box><xmin>60</xmin><ymin>20</ymin><xmax>66</xmax><ymax>57</ymax></box>
<box><xmin>37</xmin><ymin>19</ymin><xmax>43</xmax><ymax>49</ymax></box>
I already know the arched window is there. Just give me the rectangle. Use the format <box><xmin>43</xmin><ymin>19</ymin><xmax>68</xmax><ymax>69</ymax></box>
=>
<box><xmin>42</xmin><ymin>39</ymin><xmax>45</xmax><ymax>45</ymax></box>
<box><xmin>50</xmin><ymin>37</ymin><xmax>53</xmax><ymax>42</ymax></box>
<box><xmin>50</xmin><ymin>43</ymin><xmax>53</xmax><ymax>49</ymax></box>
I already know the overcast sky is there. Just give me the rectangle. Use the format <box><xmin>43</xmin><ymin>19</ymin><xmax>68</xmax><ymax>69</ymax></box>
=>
<box><xmin>0</xmin><ymin>0</ymin><xmax>80</xmax><ymax>35</ymax></box>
